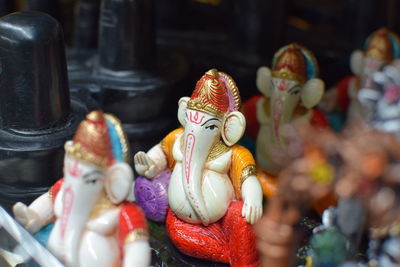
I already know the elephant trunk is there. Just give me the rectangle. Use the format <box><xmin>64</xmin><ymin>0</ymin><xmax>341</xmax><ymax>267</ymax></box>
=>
<box><xmin>55</xmin><ymin>183</ymin><xmax>101</xmax><ymax>265</ymax></box>
<box><xmin>271</xmin><ymin>94</ymin><xmax>299</xmax><ymax>144</ymax></box>
<box><xmin>272</xmin><ymin>97</ymin><xmax>283</xmax><ymax>142</ymax></box>
<box><xmin>182</xmin><ymin>131</ymin><xmax>212</xmax><ymax>226</ymax></box>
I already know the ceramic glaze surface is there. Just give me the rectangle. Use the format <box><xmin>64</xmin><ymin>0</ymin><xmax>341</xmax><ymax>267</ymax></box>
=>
<box><xmin>13</xmin><ymin>111</ymin><xmax>150</xmax><ymax>267</ymax></box>
<box><xmin>134</xmin><ymin>69</ymin><xmax>262</xmax><ymax>266</ymax></box>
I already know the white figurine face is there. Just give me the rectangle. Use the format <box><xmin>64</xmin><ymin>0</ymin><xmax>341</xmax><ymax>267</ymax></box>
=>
<box><xmin>184</xmin><ymin>109</ymin><xmax>223</xmax><ymax>150</ymax></box>
<box><xmin>182</xmin><ymin>110</ymin><xmax>222</xmax><ymax>176</ymax></box>
<box><xmin>62</xmin><ymin>154</ymin><xmax>105</xmax><ymax>220</ymax></box>
<box><xmin>64</xmin><ymin>155</ymin><xmax>105</xmax><ymax>194</ymax></box>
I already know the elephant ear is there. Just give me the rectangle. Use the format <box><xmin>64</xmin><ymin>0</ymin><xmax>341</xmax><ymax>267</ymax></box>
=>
<box><xmin>256</xmin><ymin>66</ymin><xmax>272</xmax><ymax>97</ymax></box>
<box><xmin>221</xmin><ymin>111</ymin><xmax>246</xmax><ymax>146</ymax></box>
<box><xmin>301</xmin><ymin>78</ymin><xmax>325</xmax><ymax>109</ymax></box>
<box><xmin>105</xmin><ymin>162</ymin><xmax>134</xmax><ymax>204</ymax></box>
<box><xmin>350</xmin><ymin>50</ymin><xmax>364</xmax><ymax>76</ymax></box>
<box><xmin>177</xmin><ymin>96</ymin><xmax>190</xmax><ymax>127</ymax></box>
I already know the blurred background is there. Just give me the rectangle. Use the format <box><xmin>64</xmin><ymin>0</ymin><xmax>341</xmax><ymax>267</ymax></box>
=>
<box><xmin>0</xmin><ymin>1</ymin><xmax>399</xmax><ymax>265</ymax></box>
<box><xmin>2</xmin><ymin>0</ymin><xmax>399</xmax><ymax>91</ymax></box>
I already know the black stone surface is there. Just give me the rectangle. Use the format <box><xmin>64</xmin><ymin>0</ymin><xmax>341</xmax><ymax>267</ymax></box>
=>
<box><xmin>0</xmin><ymin>11</ymin><xmax>92</xmax><ymax>209</ymax></box>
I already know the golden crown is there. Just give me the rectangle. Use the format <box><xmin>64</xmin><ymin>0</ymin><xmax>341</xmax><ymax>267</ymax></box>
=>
<box><xmin>187</xmin><ymin>69</ymin><xmax>241</xmax><ymax>118</ymax></box>
<box><xmin>65</xmin><ymin>111</ymin><xmax>112</xmax><ymax>168</ymax></box>
<box><xmin>366</xmin><ymin>28</ymin><xmax>398</xmax><ymax>62</ymax></box>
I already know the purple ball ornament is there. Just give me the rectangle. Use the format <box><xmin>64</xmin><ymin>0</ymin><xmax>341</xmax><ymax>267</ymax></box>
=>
<box><xmin>134</xmin><ymin>171</ymin><xmax>171</xmax><ymax>222</ymax></box>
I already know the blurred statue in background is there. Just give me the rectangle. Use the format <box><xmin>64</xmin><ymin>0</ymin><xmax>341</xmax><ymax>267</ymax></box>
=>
<box><xmin>320</xmin><ymin>28</ymin><xmax>400</xmax><ymax>126</ymax></box>
<box><xmin>13</xmin><ymin>111</ymin><xmax>150</xmax><ymax>267</ymax></box>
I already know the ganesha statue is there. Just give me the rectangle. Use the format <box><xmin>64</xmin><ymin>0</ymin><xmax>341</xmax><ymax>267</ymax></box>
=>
<box><xmin>243</xmin><ymin>43</ymin><xmax>327</xmax><ymax>184</ymax></box>
<box><xmin>12</xmin><ymin>111</ymin><xmax>150</xmax><ymax>267</ymax></box>
<box><xmin>134</xmin><ymin>69</ymin><xmax>263</xmax><ymax>266</ymax></box>
<box><xmin>320</xmin><ymin>28</ymin><xmax>400</xmax><ymax>123</ymax></box>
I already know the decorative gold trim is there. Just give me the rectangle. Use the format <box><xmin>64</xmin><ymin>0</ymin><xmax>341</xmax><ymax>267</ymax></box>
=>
<box><xmin>206</xmin><ymin>68</ymin><xmax>219</xmax><ymax>77</ymax></box>
<box><xmin>180</xmin><ymin>138</ymin><xmax>230</xmax><ymax>161</ymax></box>
<box><xmin>104</xmin><ymin>114</ymin><xmax>131</xmax><ymax>164</ymax></box>
<box><xmin>48</xmin><ymin>189</ymin><xmax>53</xmax><ymax>202</ymax></box>
<box><xmin>240</xmin><ymin>165</ymin><xmax>257</xmax><ymax>185</ymax></box>
<box><xmin>272</xmin><ymin>43</ymin><xmax>319</xmax><ymax>82</ymax></box>
<box><xmin>125</xmin><ymin>228</ymin><xmax>149</xmax><ymax>244</ymax></box>
<box><xmin>89</xmin><ymin>191</ymin><xmax>115</xmax><ymax>220</ymax></box>
<box><xmin>365</xmin><ymin>28</ymin><xmax>393</xmax><ymax>62</ymax></box>
<box><xmin>65</xmin><ymin>142</ymin><xmax>109</xmax><ymax>168</ymax></box>
<box><xmin>207</xmin><ymin>140</ymin><xmax>230</xmax><ymax>161</ymax></box>
<box><xmin>272</xmin><ymin>69</ymin><xmax>305</xmax><ymax>83</ymax></box>
<box><xmin>187</xmin><ymin>99</ymin><xmax>225</xmax><ymax>119</ymax></box>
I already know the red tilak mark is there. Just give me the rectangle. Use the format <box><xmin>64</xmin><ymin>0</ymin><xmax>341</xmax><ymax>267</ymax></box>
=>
<box><xmin>67</xmin><ymin>160</ymin><xmax>82</xmax><ymax>178</ymax></box>
<box><xmin>189</xmin><ymin>111</ymin><xmax>205</xmax><ymax>125</ymax></box>
<box><xmin>277</xmin><ymin>80</ymin><xmax>287</xmax><ymax>91</ymax></box>
<box><xmin>60</xmin><ymin>187</ymin><xmax>74</xmax><ymax>240</ymax></box>
<box><xmin>184</xmin><ymin>134</ymin><xmax>207</xmax><ymax>222</ymax></box>
<box><xmin>184</xmin><ymin>134</ymin><xmax>195</xmax><ymax>183</ymax></box>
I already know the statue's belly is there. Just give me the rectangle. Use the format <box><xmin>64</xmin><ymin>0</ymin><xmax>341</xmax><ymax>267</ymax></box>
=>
<box><xmin>168</xmin><ymin>163</ymin><xmax>234</xmax><ymax>224</ymax></box>
<box><xmin>79</xmin><ymin>231</ymin><xmax>119</xmax><ymax>267</ymax></box>
<box><xmin>202</xmin><ymin>169</ymin><xmax>234</xmax><ymax>222</ymax></box>
<box><xmin>168</xmin><ymin>164</ymin><xmax>200</xmax><ymax>223</ymax></box>
<box><xmin>256</xmin><ymin>125</ymin><xmax>282</xmax><ymax>174</ymax></box>
<box><xmin>47</xmin><ymin>222</ymin><xmax>63</xmax><ymax>261</ymax></box>
<box><xmin>47</xmin><ymin>222</ymin><xmax>119</xmax><ymax>267</ymax></box>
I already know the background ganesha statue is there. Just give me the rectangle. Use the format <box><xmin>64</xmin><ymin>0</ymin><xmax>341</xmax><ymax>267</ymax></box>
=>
<box><xmin>12</xmin><ymin>111</ymin><xmax>151</xmax><ymax>267</ymax></box>
<box><xmin>320</xmin><ymin>28</ymin><xmax>400</xmax><ymax>124</ymax></box>
<box><xmin>134</xmin><ymin>69</ymin><xmax>263</xmax><ymax>266</ymax></box>
<box><xmin>242</xmin><ymin>43</ymin><xmax>328</xmax><ymax>198</ymax></box>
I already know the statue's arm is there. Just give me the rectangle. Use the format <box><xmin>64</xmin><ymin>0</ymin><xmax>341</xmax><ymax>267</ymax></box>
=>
<box><xmin>123</xmin><ymin>241</ymin><xmax>151</xmax><ymax>267</ymax></box>
<box><xmin>148</xmin><ymin>143</ymin><xmax>168</xmax><ymax>173</ymax></box>
<box><xmin>241</xmin><ymin>175</ymin><xmax>263</xmax><ymax>225</ymax></box>
<box><xmin>134</xmin><ymin>143</ymin><xmax>167</xmax><ymax>179</ymax></box>
<box><xmin>230</xmin><ymin>146</ymin><xmax>263</xmax><ymax>224</ymax></box>
<box><xmin>119</xmin><ymin>203</ymin><xmax>151</xmax><ymax>267</ymax></box>
<box><xmin>134</xmin><ymin>128</ymin><xmax>183</xmax><ymax>178</ymax></box>
<box><xmin>13</xmin><ymin>178</ymin><xmax>63</xmax><ymax>233</ymax></box>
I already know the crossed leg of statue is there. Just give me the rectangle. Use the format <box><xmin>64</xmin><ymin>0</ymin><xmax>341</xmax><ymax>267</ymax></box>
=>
<box><xmin>166</xmin><ymin>201</ymin><xmax>260</xmax><ymax>267</ymax></box>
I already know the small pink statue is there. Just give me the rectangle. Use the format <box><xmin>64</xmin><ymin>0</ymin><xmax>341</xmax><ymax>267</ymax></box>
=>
<box><xmin>134</xmin><ymin>69</ymin><xmax>263</xmax><ymax>266</ymax></box>
<box><xmin>13</xmin><ymin>111</ymin><xmax>150</xmax><ymax>267</ymax></box>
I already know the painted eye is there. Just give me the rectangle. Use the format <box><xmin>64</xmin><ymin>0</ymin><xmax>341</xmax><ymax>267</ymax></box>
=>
<box><xmin>85</xmin><ymin>178</ymin><xmax>98</xmax><ymax>185</ymax></box>
<box><xmin>206</xmin><ymin>125</ymin><xmax>218</xmax><ymax>130</ymax></box>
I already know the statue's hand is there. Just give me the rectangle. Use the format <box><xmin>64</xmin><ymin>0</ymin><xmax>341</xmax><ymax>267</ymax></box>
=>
<box><xmin>123</xmin><ymin>240</ymin><xmax>151</xmax><ymax>267</ymax></box>
<box><xmin>134</xmin><ymin>152</ymin><xmax>158</xmax><ymax>179</ymax></box>
<box><xmin>241</xmin><ymin>176</ymin><xmax>263</xmax><ymax>224</ymax></box>
<box><xmin>13</xmin><ymin>202</ymin><xmax>43</xmax><ymax>233</ymax></box>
